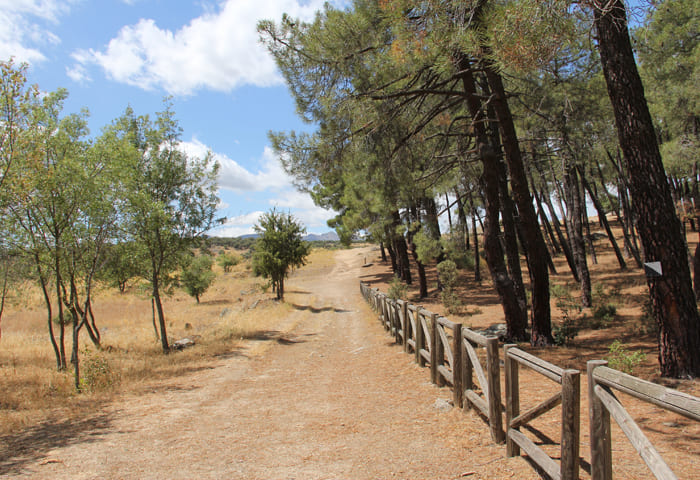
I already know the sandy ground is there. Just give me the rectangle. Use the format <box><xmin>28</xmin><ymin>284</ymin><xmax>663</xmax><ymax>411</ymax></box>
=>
<box><xmin>1</xmin><ymin>246</ymin><xmax>540</xmax><ymax>479</ymax></box>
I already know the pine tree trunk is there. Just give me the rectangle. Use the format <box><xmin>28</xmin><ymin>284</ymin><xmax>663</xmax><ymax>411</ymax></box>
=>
<box><xmin>409</xmin><ymin>205</ymin><xmax>428</xmax><ymax>299</ymax></box>
<box><xmin>594</xmin><ymin>0</ymin><xmax>700</xmax><ymax>377</ymax></box>
<box><xmin>564</xmin><ymin>159</ymin><xmax>592</xmax><ymax>307</ymax></box>
<box><xmin>468</xmin><ymin>190</ymin><xmax>481</xmax><ymax>283</ymax></box>
<box><xmin>484</xmin><ymin>68</ymin><xmax>552</xmax><ymax>345</ymax></box>
<box><xmin>391</xmin><ymin>210</ymin><xmax>412</xmax><ymax>284</ymax></box>
<box><xmin>580</xmin><ymin>166</ymin><xmax>627</xmax><ymax>270</ymax></box>
<box><xmin>458</xmin><ymin>57</ymin><xmax>527</xmax><ymax>341</ymax></box>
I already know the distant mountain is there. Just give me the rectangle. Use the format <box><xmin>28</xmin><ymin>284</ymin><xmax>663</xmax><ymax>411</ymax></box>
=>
<box><xmin>303</xmin><ymin>232</ymin><xmax>339</xmax><ymax>242</ymax></box>
<box><xmin>232</xmin><ymin>232</ymin><xmax>339</xmax><ymax>242</ymax></box>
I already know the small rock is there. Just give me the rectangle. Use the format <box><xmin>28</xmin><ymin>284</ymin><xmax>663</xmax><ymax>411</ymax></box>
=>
<box><xmin>433</xmin><ymin>398</ymin><xmax>454</xmax><ymax>412</ymax></box>
<box><xmin>220</xmin><ymin>308</ymin><xmax>231</xmax><ymax>318</ymax></box>
<box><xmin>172</xmin><ymin>337</ymin><xmax>196</xmax><ymax>350</ymax></box>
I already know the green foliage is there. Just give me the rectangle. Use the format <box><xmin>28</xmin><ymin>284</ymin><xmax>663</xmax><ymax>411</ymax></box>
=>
<box><xmin>590</xmin><ymin>284</ymin><xmax>619</xmax><ymax>329</ymax></box>
<box><xmin>387</xmin><ymin>276</ymin><xmax>407</xmax><ymax>300</ymax></box>
<box><xmin>101</xmin><ymin>242</ymin><xmax>141</xmax><ymax>293</ymax></box>
<box><xmin>606</xmin><ymin>340</ymin><xmax>646</xmax><ymax>375</ymax></box>
<box><xmin>553</xmin><ymin>317</ymin><xmax>579</xmax><ymax>346</ymax></box>
<box><xmin>635</xmin><ymin>0</ymin><xmax>699</xmax><ymax>177</ymax></box>
<box><xmin>115</xmin><ymin>100</ymin><xmax>220</xmax><ymax>351</ymax></box>
<box><xmin>181</xmin><ymin>255</ymin><xmax>216</xmax><ymax>303</ymax></box>
<box><xmin>414</xmin><ymin>230</ymin><xmax>442</xmax><ymax>265</ymax></box>
<box><xmin>437</xmin><ymin>259</ymin><xmax>461</xmax><ymax>314</ymax></box>
<box><xmin>252</xmin><ymin>209</ymin><xmax>310</xmax><ymax>301</ymax></box>
<box><xmin>441</xmin><ymin>232</ymin><xmax>474</xmax><ymax>270</ymax></box>
<box><xmin>550</xmin><ymin>284</ymin><xmax>580</xmax><ymax>344</ymax></box>
<box><xmin>216</xmin><ymin>251</ymin><xmax>241</xmax><ymax>273</ymax></box>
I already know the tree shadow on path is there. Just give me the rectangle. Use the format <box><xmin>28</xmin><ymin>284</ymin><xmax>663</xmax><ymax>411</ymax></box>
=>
<box><xmin>0</xmin><ymin>411</ymin><xmax>118</xmax><ymax>476</ymax></box>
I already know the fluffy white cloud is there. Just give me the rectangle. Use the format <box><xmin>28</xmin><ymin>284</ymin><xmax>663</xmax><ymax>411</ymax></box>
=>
<box><xmin>0</xmin><ymin>0</ymin><xmax>76</xmax><ymax>63</ymax></box>
<box><xmin>179</xmin><ymin>139</ymin><xmax>293</xmax><ymax>193</ymax></box>
<box><xmin>181</xmin><ymin>139</ymin><xmax>336</xmax><ymax>237</ymax></box>
<box><xmin>71</xmin><ymin>0</ymin><xmax>328</xmax><ymax>94</ymax></box>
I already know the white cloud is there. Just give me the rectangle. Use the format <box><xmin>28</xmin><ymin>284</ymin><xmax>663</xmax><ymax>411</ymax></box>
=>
<box><xmin>180</xmin><ymin>139</ymin><xmax>294</xmax><ymax>193</ymax></box>
<box><xmin>0</xmin><ymin>0</ymin><xmax>77</xmax><ymax>64</ymax></box>
<box><xmin>71</xmin><ymin>0</ymin><xmax>329</xmax><ymax>94</ymax></box>
<box><xmin>181</xmin><ymin>138</ymin><xmax>336</xmax><ymax>237</ymax></box>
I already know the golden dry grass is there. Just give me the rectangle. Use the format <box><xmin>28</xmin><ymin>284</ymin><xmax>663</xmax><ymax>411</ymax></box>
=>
<box><xmin>0</xmin><ymin>247</ymin><xmax>333</xmax><ymax>437</ymax></box>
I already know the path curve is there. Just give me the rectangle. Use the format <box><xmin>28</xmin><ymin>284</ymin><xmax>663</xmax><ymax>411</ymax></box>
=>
<box><xmin>5</xmin><ymin>246</ymin><xmax>535</xmax><ymax>479</ymax></box>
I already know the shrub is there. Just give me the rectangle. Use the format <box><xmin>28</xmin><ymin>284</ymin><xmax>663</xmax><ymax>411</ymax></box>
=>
<box><xmin>80</xmin><ymin>349</ymin><xmax>119</xmax><ymax>392</ymax></box>
<box><xmin>591</xmin><ymin>304</ymin><xmax>617</xmax><ymax>329</ymax></box>
<box><xmin>181</xmin><ymin>255</ymin><xmax>216</xmax><ymax>303</ymax></box>
<box><xmin>553</xmin><ymin>317</ymin><xmax>579</xmax><ymax>346</ymax></box>
<box><xmin>387</xmin><ymin>277</ymin><xmax>407</xmax><ymax>300</ymax></box>
<box><xmin>217</xmin><ymin>251</ymin><xmax>241</xmax><ymax>272</ymax></box>
<box><xmin>437</xmin><ymin>260</ymin><xmax>461</xmax><ymax>314</ymax></box>
<box><xmin>606</xmin><ymin>340</ymin><xmax>646</xmax><ymax>374</ymax></box>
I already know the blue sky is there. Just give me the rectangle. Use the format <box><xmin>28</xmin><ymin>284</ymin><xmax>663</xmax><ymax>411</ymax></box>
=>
<box><xmin>1</xmin><ymin>0</ymin><xmax>343</xmax><ymax>236</ymax></box>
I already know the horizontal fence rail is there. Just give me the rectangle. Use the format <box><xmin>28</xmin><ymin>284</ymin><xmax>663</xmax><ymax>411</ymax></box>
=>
<box><xmin>587</xmin><ymin>360</ymin><xmax>700</xmax><ymax>480</ymax></box>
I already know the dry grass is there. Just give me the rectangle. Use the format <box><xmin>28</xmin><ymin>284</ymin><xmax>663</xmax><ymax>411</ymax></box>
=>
<box><xmin>0</xmin><ymin>247</ymin><xmax>333</xmax><ymax>437</ymax></box>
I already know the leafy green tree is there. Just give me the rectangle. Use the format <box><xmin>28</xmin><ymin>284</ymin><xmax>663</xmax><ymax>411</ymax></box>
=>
<box><xmin>181</xmin><ymin>254</ymin><xmax>216</xmax><ymax>303</ymax></box>
<box><xmin>635</xmin><ymin>0</ymin><xmax>699</xmax><ymax>176</ymax></box>
<box><xmin>115</xmin><ymin>101</ymin><xmax>220</xmax><ymax>353</ymax></box>
<box><xmin>252</xmin><ymin>209</ymin><xmax>310</xmax><ymax>300</ymax></box>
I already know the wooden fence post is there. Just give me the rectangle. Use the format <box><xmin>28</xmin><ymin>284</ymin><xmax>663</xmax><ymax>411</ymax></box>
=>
<box><xmin>504</xmin><ymin>344</ymin><xmax>520</xmax><ymax>457</ymax></box>
<box><xmin>452</xmin><ymin>322</ymin><xmax>463</xmax><ymax>408</ymax></box>
<box><xmin>561</xmin><ymin>369</ymin><xmax>581</xmax><ymax>480</ymax></box>
<box><xmin>431</xmin><ymin>313</ymin><xmax>440</xmax><ymax>385</ymax></box>
<box><xmin>486</xmin><ymin>337</ymin><xmax>504</xmax><ymax>444</ymax></box>
<box><xmin>588</xmin><ymin>360</ymin><xmax>612</xmax><ymax>480</ymax></box>
<box><xmin>415</xmin><ymin>307</ymin><xmax>424</xmax><ymax>365</ymax></box>
<box><xmin>401</xmin><ymin>300</ymin><xmax>409</xmax><ymax>352</ymax></box>
<box><xmin>462</xmin><ymin>335</ymin><xmax>473</xmax><ymax>411</ymax></box>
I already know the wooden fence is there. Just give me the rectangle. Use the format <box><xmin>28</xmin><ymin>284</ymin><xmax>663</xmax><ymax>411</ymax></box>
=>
<box><xmin>358</xmin><ymin>282</ymin><xmax>699</xmax><ymax>480</ymax></box>
<box><xmin>360</xmin><ymin>282</ymin><xmax>503</xmax><ymax>440</ymax></box>
<box><xmin>504</xmin><ymin>344</ymin><xmax>580</xmax><ymax>480</ymax></box>
<box><xmin>587</xmin><ymin>360</ymin><xmax>700</xmax><ymax>480</ymax></box>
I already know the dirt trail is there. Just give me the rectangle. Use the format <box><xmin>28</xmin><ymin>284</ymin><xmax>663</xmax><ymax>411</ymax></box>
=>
<box><xmin>3</xmin><ymin>246</ymin><xmax>536</xmax><ymax>479</ymax></box>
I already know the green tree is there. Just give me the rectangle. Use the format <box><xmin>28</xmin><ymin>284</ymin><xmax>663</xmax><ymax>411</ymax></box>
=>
<box><xmin>181</xmin><ymin>254</ymin><xmax>216</xmax><ymax>303</ymax></box>
<box><xmin>252</xmin><ymin>209</ymin><xmax>310</xmax><ymax>300</ymax></box>
<box><xmin>635</xmin><ymin>0</ymin><xmax>699</xmax><ymax>176</ymax></box>
<box><xmin>116</xmin><ymin>101</ymin><xmax>220</xmax><ymax>353</ymax></box>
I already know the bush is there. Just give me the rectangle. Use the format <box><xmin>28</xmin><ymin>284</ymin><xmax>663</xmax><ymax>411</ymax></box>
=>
<box><xmin>441</xmin><ymin>232</ymin><xmax>474</xmax><ymax>269</ymax></box>
<box><xmin>80</xmin><ymin>349</ymin><xmax>119</xmax><ymax>392</ymax></box>
<box><xmin>553</xmin><ymin>317</ymin><xmax>579</xmax><ymax>346</ymax></box>
<box><xmin>606</xmin><ymin>340</ymin><xmax>646</xmax><ymax>374</ymax></box>
<box><xmin>387</xmin><ymin>276</ymin><xmax>407</xmax><ymax>300</ymax></box>
<box><xmin>181</xmin><ymin>255</ymin><xmax>216</xmax><ymax>303</ymax></box>
<box><xmin>217</xmin><ymin>251</ymin><xmax>241</xmax><ymax>273</ymax></box>
<box><xmin>437</xmin><ymin>260</ymin><xmax>461</xmax><ymax>314</ymax></box>
<box><xmin>591</xmin><ymin>304</ymin><xmax>617</xmax><ymax>329</ymax></box>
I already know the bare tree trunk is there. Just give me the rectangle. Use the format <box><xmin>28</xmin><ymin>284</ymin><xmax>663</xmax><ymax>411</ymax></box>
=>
<box><xmin>564</xmin><ymin>159</ymin><xmax>592</xmax><ymax>307</ymax></box>
<box><xmin>468</xmin><ymin>190</ymin><xmax>481</xmax><ymax>283</ymax></box>
<box><xmin>594</xmin><ymin>0</ymin><xmax>700</xmax><ymax>377</ymax></box>
<box><xmin>579</xmin><ymin>166</ymin><xmax>626</xmax><ymax>270</ymax></box>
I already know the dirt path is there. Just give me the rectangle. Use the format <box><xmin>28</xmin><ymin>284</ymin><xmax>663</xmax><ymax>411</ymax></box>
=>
<box><xmin>3</xmin><ymin>246</ymin><xmax>536</xmax><ymax>479</ymax></box>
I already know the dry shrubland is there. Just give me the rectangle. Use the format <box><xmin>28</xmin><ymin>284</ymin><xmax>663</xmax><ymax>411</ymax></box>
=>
<box><xmin>0</xmin><ymin>247</ymin><xmax>335</xmax><ymax>437</ymax></box>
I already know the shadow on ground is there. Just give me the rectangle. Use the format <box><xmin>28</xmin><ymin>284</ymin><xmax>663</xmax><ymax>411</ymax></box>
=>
<box><xmin>0</xmin><ymin>412</ymin><xmax>116</xmax><ymax>476</ymax></box>
<box><xmin>290</xmin><ymin>304</ymin><xmax>352</xmax><ymax>314</ymax></box>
